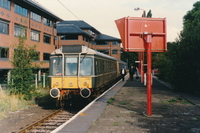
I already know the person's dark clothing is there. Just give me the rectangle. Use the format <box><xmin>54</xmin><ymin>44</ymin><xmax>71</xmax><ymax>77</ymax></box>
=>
<box><xmin>120</xmin><ymin>68</ymin><xmax>126</xmax><ymax>81</ymax></box>
<box><xmin>129</xmin><ymin>67</ymin><xmax>136</xmax><ymax>81</ymax></box>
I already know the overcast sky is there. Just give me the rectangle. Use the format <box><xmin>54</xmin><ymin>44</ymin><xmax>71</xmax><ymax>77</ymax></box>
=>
<box><xmin>35</xmin><ymin>0</ymin><xmax>198</xmax><ymax>42</ymax></box>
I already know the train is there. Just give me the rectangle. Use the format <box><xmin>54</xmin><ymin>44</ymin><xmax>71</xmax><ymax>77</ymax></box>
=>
<box><xmin>49</xmin><ymin>45</ymin><xmax>127</xmax><ymax>107</ymax></box>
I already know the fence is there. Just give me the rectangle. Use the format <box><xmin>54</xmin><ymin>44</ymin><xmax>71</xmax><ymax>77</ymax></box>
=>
<box><xmin>34</xmin><ymin>73</ymin><xmax>49</xmax><ymax>88</ymax></box>
<box><xmin>0</xmin><ymin>73</ymin><xmax>49</xmax><ymax>90</ymax></box>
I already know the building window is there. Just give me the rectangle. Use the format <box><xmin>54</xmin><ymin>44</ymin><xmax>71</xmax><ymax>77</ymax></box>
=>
<box><xmin>43</xmin><ymin>53</ymin><xmax>50</xmax><ymax>61</ymax></box>
<box><xmin>96</xmin><ymin>41</ymin><xmax>108</xmax><ymax>45</ymax></box>
<box><xmin>0</xmin><ymin>20</ymin><xmax>9</xmax><ymax>34</ymax></box>
<box><xmin>14</xmin><ymin>4</ymin><xmax>28</xmax><ymax>17</ymax></box>
<box><xmin>112</xmin><ymin>41</ymin><xmax>118</xmax><ymax>45</ymax></box>
<box><xmin>44</xmin><ymin>34</ymin><xmax>51</xmax><ymax>44</ymax></box>
<box><xmin>97</xmin><ymin>50</ymin><xmax>109</xmax><ymax>55</ymax></box>
<box><xmin>0</xmin><ymin>47</ymin><xmax>9</xmax><ymax>58</ymax></box>
<box><xmin>60</xmin><ymin>35</ymin><xmax>78</xmax><ymax>40</ymax></box>
<box><xmin>0</xmin><ymin>0</ymin><xmax>10</xmax><ymax>10</ymax></box>
<box><xmin>14</xmin><ymin>24</ymin><xmax>26</xmax><ymax>37</ymax></box>
<box><xmin>44</xmin><ymin>17</ymin><xmax>52</xmax><ymax>27</ymax></box>
<box><xmin>31</xmin><ymin>30</ymin><xmax>40</xmax><ymax>42</ymax></box>
<box><xmin>30</xmin><ymin>12</ymin><xmax>41</xmax><ymax>22</ymax></box>
<box><xmin>112</xmin><ymin>50</ymin><xmax>118</xmax><ymax>55</ymax></box>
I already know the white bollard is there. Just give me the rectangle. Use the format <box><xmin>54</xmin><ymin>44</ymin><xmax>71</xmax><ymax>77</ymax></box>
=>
<box><xmin>43</xmin><ymin>73</ymin><xmax>45</xmax><ymax>88</ymax></box>
<box><xmin>35</xmin><ymin>74</ymin><xmax>37</xmax><ymax>88</ymax></box>
<box><xmin>144</xmin><ymin>73</ymin><xmax>146</xmax><ymax>86</ymax></box>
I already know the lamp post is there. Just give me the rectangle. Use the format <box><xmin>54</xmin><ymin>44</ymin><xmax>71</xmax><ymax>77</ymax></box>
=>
<box><xmin>134</xmin><ymin>7</ymin><xmax>146</xmax><ymax>17</ymax></box>
<box><xmin>134</xmin><ymin>7</ymin><xmax>145</xmax><ymax>83</ymax></box>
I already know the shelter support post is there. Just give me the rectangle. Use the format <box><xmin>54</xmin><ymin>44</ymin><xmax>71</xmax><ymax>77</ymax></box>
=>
<box><xmin>146</xmin><ymin>34</ymin><xmax>152</xmax><ymax>116</ymax></box>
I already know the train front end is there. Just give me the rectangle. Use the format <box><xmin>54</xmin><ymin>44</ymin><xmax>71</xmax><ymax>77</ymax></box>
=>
<box><xmin>49</xmin><ymin>45</ymin><xmax>94</xmax><ymax>106</ymax></box>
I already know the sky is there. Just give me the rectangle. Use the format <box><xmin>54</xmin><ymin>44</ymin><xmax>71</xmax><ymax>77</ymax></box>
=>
<box><xmin>35</xmin><ymin>0</ymin><xmax>198</xmax><ymax>42</ymax></box>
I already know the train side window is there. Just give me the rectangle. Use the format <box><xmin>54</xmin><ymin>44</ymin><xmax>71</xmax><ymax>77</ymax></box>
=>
<box><xmin>95</xmin><ymin>59</ymin><xmax>100</xmax><ymax>75</ymax></box>
<box><xmin>100</xmin><ymin>60</ymin><xmax>104</xmax><ymax>74</ymax></box>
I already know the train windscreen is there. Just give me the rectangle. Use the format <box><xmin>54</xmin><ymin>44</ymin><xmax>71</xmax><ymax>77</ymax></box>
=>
<box><xmin>50</xmin><ymin>56</ymin><xmax>62</xmax><ymax>76</ymax></box>
<box><xmin>65</xmin><ymin>57</ymin><xmax>92</xmax><ymax>76</ymax></box>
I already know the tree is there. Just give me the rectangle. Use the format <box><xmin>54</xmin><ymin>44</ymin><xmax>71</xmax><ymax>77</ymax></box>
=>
<box><xmin>9</xmin><ymin>33</ymin><xmax>39</xmax><ymax>100</ymax></box>
<box><xmin>155</xmin><ymin>2</ymin><xmax>200</xmax><ymax>94</ymax></box>
<box><xmin>171</xmin><ymin>2</ymin><xmax>200</xmax><ymax>93</ymax></box>
<box><xmin>147</xmin><ymin>10</ymin><xmax>152</xmax><ymax>18</ymax></box>
<box><xmin>121</xmin><ymin>49</ymin><xmax>138</xmax><ymax>67</ymax></box>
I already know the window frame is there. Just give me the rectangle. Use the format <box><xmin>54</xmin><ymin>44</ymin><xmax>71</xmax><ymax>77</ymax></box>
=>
<box><xmin>0</xmin><ymin>20</ymin><xmax>9</xmax><ymax>35</ymax></box>
<box><xmin>43</xmin><ymin>33</ymin><xmax>51</xmax><ymax>44</ymax></box>
<box><xmin>31</xmin><ymin>30</ymin><xmax>40</xmax><ymax>42</ymax></box>
<box><xmin>43</xmin><ymin>17</ymin><xmax>52</xmax><ymax>27</ymax></box>
<box><xmin>43</xmin><ymin>53</ymin><xmax>50</xmax><ymax>61</ymax></box>
<box><xmin>14</xmin><ymin>24</ymin><xmax>26</xmax><ymax>37</ymax></box>
<box><xmin>30</xmin><ymin>12</ymin><xmax>41</xmax><ymax>23</ymax></box>
<box><xmin>0</xmin><ymin>47</ymin><xmax>9</xmax><ymax>58</ymax></box>
<box><xmin>112</xmin><ymin>49</ymin><xmax>118</xmax><ymax>55</ymax></box>
<box><xmin>14</xmin><ymin>4</ymin><xmax>28</xmax><ymax>17</ymax></box>
<box><xmin>0</xmin><ymin>0</ymin><xmax>10</xmax><ymax>10</ymax></box>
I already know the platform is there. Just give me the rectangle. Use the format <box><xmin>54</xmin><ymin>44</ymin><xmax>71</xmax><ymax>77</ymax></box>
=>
<box><xmin>52</xmin><ymin>75</ymin><xmax>200</xmax><ymax>133</ymax></box>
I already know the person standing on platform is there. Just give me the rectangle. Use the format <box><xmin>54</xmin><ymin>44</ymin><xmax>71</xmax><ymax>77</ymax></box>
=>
<box><xmin>129</xmin><ymin>66</ymin><xmax>136</xmax><ymax>81</ymax></box>
<box><xmin>120</xmin><ymin>67</ymin><xmax>126</xmax><ymax>81</ymax></box>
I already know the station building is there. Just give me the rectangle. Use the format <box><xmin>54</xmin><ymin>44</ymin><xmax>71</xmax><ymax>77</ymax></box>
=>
<box><xmin>0</xmin><ymin>0</ymin><xmax>62</xmax><ymax>83</ymax></box>
<box><xmin>0</xmin><ymin>0</ymin><xmax>122</xmax><ymax>84</ymax></box>
<box><xmin>56</xmin><ymin>20</ymin><xmax>121</xmax><ymax>60</ymax></box>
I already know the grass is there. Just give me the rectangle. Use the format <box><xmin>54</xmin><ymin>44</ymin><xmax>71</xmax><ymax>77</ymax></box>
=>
<box><xmin>0</xmin><ymin>86</ymin><xmax>49</xmax><ymax>119</ymax></box>
<box><xmin>116</xmin><ymin>115</ymin><xmax>120</xmax><ymax>118</ymax></box>
<box><xmin>120</xmin><ymin>101</ymin><xmax>126</xmax><ymax>105</ymax></box>
<box><xmin>0</xmin><ymin>90</ymin><xmax>31</xmax><ymax>119</ymax></box>
<box><xmin>113</xmin><ymin>122</ymin><xmax>118</xmax><ymax>126</ymax></box>
<box><xmin>107</xmin><ymin>97</ymin><xmax>115</xmax><ymax>104</ymax></box>
<box><xmin>161</xmin><ymin>97</ymin><xmax>192</xmax><ymax>104</ymax></box>
<box><xmin>189</xmin><ymin>116</ymin><xmax>200</xmax><ymax>121</ymax></box>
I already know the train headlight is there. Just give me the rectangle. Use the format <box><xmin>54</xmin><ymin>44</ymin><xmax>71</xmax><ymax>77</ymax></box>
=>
<box><xmin>53</xmin><ymin>82</ymin><xmax>59</xmax><ymax>88</ymax></box>
<box><xmin>50</xmin><ymin>88</ymin><xmax>60</xmax><ymax>98</ymax></box>
<box><xmin>83</xmin><ymin>82</ymin><xmax>87</xmax><ymax>86</ymax></box>
<box><xmin>69</xmin><ymin>82</ymin><xmax>73</xmax><ymax>87</ymax></box>
<box><xmin>55</xmin><ymin>82</ymin><xmax>59</xmax><ymax>85</ymax></box>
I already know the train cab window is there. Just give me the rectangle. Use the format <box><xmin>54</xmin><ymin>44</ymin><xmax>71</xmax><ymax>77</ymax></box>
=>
<box><xmin>65</xmin><ymin>57</ymin><xmax>92</xmax><ymax>76</ymax></box>
<box><xmin>65</xmin><ymin>57</ymin><xmax>78</xmax><ymax>76</ymax></box>
<box><xmin>50</xmin><ymin>57</ymin><xmax>62</xmax><ymax>76</ymax></box>
<box><xmin>80</xmin><ymin>57</ymin><xmax>92</xmax><ymax>76</ymax></box>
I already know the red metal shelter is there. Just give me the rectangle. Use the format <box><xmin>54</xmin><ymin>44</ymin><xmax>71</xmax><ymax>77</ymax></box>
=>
<box><xmin>115</xmin><ymin>17</ymin><xmax>167</xmax><ymax>116</ymax></box>
<box><xmin>115</xmin><ymin>17</ymin><xmax>167</xmax><ymax>52</ymax></box>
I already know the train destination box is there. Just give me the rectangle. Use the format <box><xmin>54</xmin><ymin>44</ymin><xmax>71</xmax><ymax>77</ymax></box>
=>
<box><xmin>115</xmin><ymin>17</ymin><xmax>167</xmax><ymax>52</ymax></box>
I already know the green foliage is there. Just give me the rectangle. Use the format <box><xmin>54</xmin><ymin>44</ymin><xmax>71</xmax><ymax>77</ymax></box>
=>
<box><xmin>113</xmin><ymin>122</ymin><xmax>118</xmax><ymax>126</ymax></box>
<box><xmin>107</xmin><ymin>97</ymin><xmax>115</xmax><ymax>104</ymax></box>
<box><xmin>152</xmin><ymin>42</ymin><xmax>176</xmax><ymax>82</ymax></box>
<box><xmin>171</xmin><ymin>2</ymin><xmax>200</xmax><ymax>93</ymax></box>
<box><xmin>120</xmin><ymin>101</ymin><xmax>126</xmax><ymax>105</ymax></box>
<box><xmin>121</xmin><ymin>50</ymin><xmax>138</xmax><ymax>67</ymax></box>
<box><xmin>9</xmin><ymin>35</ymin><xmax>39</xmax><ymax>100</ymax></box>
<box><xmin>153</xmin><ymin>2</ymin><xmax>200</xmax><ymax>94</ymax></box>
<box><xmin>147</xmin><ymin>10</ymin><xmax>152</xmax><ymax>18</ymax></box>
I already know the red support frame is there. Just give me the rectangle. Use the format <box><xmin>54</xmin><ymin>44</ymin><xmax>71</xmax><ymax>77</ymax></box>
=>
<box><xmin>115</xmin><ymin>17</ymin><xmax>167</xmax><ymax>116</ymax></box>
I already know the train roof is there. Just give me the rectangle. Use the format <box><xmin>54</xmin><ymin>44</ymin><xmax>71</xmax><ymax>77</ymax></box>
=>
<box><xmin>51</xmin><ymin>45</ymin><xmax>119</xmax><ymax>61</ymax></box>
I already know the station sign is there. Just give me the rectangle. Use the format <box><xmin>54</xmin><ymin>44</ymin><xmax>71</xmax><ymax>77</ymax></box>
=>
<box><xmin>115</xmin><ymin>17</ymin><xmax>167</xmax><ymax>52</ymax></box>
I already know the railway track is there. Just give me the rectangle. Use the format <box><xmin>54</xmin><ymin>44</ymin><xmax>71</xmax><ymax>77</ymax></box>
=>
<box><xmin>18</xmin><ymin>109</ymin><xmax>77</xmax><ymax>133</ymax></box>
<box><xmin>17</xmin><ymin>80</ymin><xmax>120</xmax><ymax>133</ymax></box>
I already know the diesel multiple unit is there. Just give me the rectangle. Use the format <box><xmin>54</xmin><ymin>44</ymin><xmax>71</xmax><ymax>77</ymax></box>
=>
<box><xmin>49</xmin><ymin>45</ymin><xmax>127</xmax><ymax>107</ymax></box>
